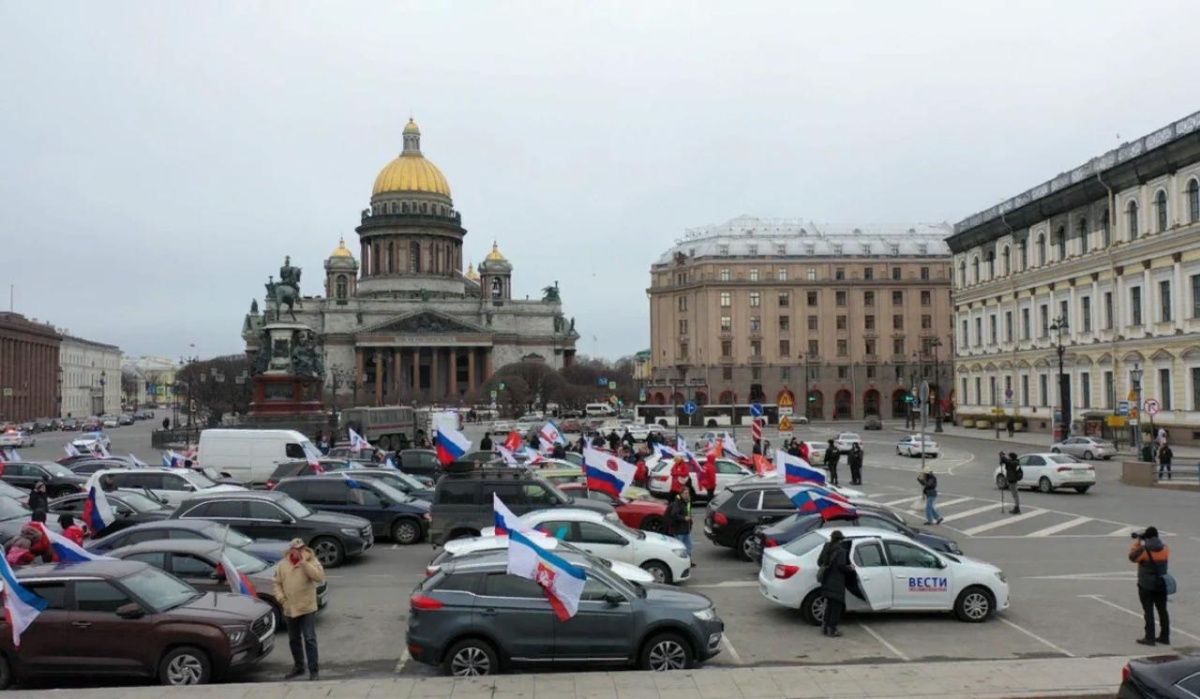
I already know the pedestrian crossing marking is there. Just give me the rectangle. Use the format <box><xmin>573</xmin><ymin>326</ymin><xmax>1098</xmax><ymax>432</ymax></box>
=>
<box><xmin>938</xmin><ymin>503</ymin><xmax>1004</xmax><ymax>523</ymax></box>
<box><xmin>878</xmin><ymin>495</ymin><xmax>921</xmax><ymax>508</ymax></box>
<box><xmin>932</xmin><ymin>496</ymin><xmax>973</xmax><ymax>509</ymax></box>
<box><xmin>1027</xmin><ymin>516</ymin><xmax>1093</xmax><ymax>537</ymax></box>
<box><xmin>961</xmin><ymin>508</ymin><xmax>1047</xmax><ymax>535</ymax></box>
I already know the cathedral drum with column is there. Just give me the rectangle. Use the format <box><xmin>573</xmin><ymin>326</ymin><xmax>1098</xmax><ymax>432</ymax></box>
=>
<box><xmin>242</xmin><ymin>117</ymin><xmax>578</xmax><ymax>409</ymax></box>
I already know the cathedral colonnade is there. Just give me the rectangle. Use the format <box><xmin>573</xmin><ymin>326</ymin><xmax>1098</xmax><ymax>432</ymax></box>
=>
<box><xmin>356</xmin><ymin>345</ymin><xmax>492</xmax><ymax>405</ymax></box>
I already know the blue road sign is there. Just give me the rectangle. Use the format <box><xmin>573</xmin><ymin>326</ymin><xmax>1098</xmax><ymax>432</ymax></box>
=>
<box><xmin>598</xmin><ymin>376</ymin><xmax>608</xmax><ymax>387</ymax></box>
<box><xmin>683</xmin><ymin>400</ymin><xmax>697</xmax><ymax>416</ymax></box>
<box><xmin>750</xmin><ymin>402</ymin><xmax>763</xmax><ymax>417</ymax></box>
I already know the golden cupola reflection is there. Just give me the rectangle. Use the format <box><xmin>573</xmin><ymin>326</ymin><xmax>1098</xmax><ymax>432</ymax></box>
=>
<box><xmin>330</xmin><ymin>237</ymin><xmax>353</xmax><ymax>258</ymax></box>
<box><xmin>371</xmin><ymin>118</ymin><xmax>452</xmax><ymax>198</ymax></box>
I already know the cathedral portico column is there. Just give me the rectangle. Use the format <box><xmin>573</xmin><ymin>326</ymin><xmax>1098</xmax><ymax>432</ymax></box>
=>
<box><xmin>393</xmin><ymin>349</ymin><xmax>402</xmax><ymax>402</ymax></box>
<box><xmin>449</xmin><ymin>350</ymin><xmax>458</xmax><ymax>397</ymax></box>
<box><xmin>355</xmin><ymin>349</ymin><xmax>365</xmax><ymax>397</ymax></box>
<box><xmin>431</xmin><ymin>348</ymin><xmax>441</xmax><ymax>401</ymax></box>
<box><xmin>374</xmin><ymin>352</ymin><xmax>384</xmax><ymax>407</ymax></box>
<box><xmin>483</xmin><ymin>349</ymin><xmax>492</xmax><ymax>383</ymax></box>
<box><xmin>412</xmin><ymin>350</ymin><xmax>421</xmax><ymax>400</ymax></box>
<box><xmin>467</xmin><ymin>349</ymin><xmax>476</xmax><ymax>392</ymax></box>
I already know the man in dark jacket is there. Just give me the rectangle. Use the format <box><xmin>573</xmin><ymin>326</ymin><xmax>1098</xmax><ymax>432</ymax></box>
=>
<box><xmin>1157</xmin><ymin>444</ymin><xmax>1173</xmax><ymax>480</ymax></box>
<box><xmin>607</xmin><ymin>430</ymin><xmax>620</xmax><ymax>451</ymax></box>
<box><xmin>1129</xmin><ymin>527</ymin><xmax>1170</xmax><ymax>645</ymax></box>
<box><xmin>28</xmin><ymin>481</ymin><xmax>49</xmax><ymax>521</ymax></box>
<box><xmin>665</xmin><ymin>490</ymin><xmax>693</xmax><ymax>555</ymax></box>
<box><xmin>823</xmin><ymin>440</ymin><xmax>841</xmax><ymax>485</ymax></box>
<box><xmin>817</xmin><ymin>531</ymin><xmax>853</xmax><ymax>637</ymax></box>
<box><xmin>479</xmin><ymin>432</ymin><xmax>493</xmax><ymax>451</ymax></box>
<box><xmin>847</xmin><ymin>444</ymin><xmax>864</xmax><ymax>486</ymax></box>
<box><xmin>1002</xmin><ymin>452</ymin><xmax>1021</xmax><ymax>514</ymax></box>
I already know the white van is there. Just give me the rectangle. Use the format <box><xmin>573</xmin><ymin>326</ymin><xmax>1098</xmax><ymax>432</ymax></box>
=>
<box><xmin>584</xmin><ymin>403</ymin><xmax>616</xmax><ymax>417</ymax></box>
<box><xmin>197</xmin><ymin>428</ymin><xmax>318</xmax><ymax>485</ymax></box>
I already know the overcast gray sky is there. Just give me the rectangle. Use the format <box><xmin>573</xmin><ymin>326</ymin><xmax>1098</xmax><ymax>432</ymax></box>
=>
<box><xmin>3</xmin><ymin>2</ymin><xmax>1198</xmax><ymax>361</ymax></box>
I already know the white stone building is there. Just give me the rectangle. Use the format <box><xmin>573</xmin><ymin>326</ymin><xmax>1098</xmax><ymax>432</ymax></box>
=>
<box><xmin>59</xmin><ymin>334</ymin><xmax>122</xmax><ymax>418</ymax></box>
<box><xmin>948</xmin><ymin>109</ymin><xmax>1200</xmax><ymax>442</ymax></box>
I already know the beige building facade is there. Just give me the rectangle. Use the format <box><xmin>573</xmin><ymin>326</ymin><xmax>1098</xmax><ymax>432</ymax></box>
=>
<box><xmin>59</xmin><ymin>334</ymin><xmax>122</xmax><ymax>418</ymax></box>
<box><xmin>948</xmin><ymin>109</ymin><xmax>1200</xmax><ymax>442</ymax></box>
<box><xmin>647</xmin><ymin>217</ymin><xmax>954</xmax><ymax>420</ymax></box>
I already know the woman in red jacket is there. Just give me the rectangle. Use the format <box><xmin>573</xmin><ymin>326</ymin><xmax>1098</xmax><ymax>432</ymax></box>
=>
<box><xmin>670</xmin><ymin>456</ymin><xmax>691</xmax><ymax>495</ymax></box>
<box><xmin>699</xmin><ymin>452</ymin><xmax>718</xmax><ymax>499</ymax></box>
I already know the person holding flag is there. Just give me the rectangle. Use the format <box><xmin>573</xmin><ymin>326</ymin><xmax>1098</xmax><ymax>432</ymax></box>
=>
<box><xmin>0</xmin><ymin>550</ymin><xmax>48</xmax><ymax>648</ymax></box>
<box><xmin>82</xmin><ymin>472</ymin><xmax>117</xmax><ymax>536</ymax></box>
<box><xmin>669</xmin><ymin>454</ymin><xmax>691</xmax><ymax>496</ymax></box>
<box><xmin>506</xmin><ymin>528</ymin><xmax>586</xmax><ymax>621</ymax></box>
<box><xmin>699</xmin><ymin>449</ymin><xmax>718</xmax><ymax>500</ymax></box>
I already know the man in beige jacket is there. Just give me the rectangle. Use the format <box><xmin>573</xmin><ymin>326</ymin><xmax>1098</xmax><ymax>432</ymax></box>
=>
<box><xmin>273</xmin><ymin>538</ymin><xmax>326</xmax><ymax>680</ymax></box>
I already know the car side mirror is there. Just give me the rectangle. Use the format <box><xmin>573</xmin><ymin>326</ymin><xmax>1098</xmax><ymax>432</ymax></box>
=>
<box><xmin>116</xmin><ymin>507</ymin><xmax>134</xmax><ymax>517</ymax></box>
<box><xmin>116</xmin><ymin>602</ymin><xmax>145</xmax><ymax>619</ymax></box>
<box><xmin>281</xmin><ymin>517</ymin><xmax>294</xmax><ymax>524</ymax></box>
<box><xmin>603</xmin><ymin>592</ymin><xmax>623</xmax><ymax>607</ymax></box>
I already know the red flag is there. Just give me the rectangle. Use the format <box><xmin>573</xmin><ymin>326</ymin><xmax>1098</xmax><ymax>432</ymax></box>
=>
<box><xmin>753</xmin><ymin>454</ymin><xmax>772</xmax><ymax>477</ymax></box>
<box><xmin>503</xmin><ymin>430</ymin><xmax>523</xmax><ymax>452</ymax></box>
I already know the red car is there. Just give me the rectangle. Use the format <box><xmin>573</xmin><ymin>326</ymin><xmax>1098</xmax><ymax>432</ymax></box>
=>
<box><xmin>557</xmin><ymin>483</ymin><xmax>668</xmax><ymax>533</ymax></box>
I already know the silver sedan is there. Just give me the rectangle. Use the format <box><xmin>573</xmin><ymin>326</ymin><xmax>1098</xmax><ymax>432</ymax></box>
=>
<box><xmin>1050</xmin><ymin>436</ymin><xmax>1116</xmax><ymax>460</ymax></box>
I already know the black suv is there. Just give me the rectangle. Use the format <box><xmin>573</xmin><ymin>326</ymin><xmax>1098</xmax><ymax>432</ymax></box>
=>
<box><xmin>429</xmin><ymin>466</ymin><xmax>613</xmax><ymax>546</ymax></box>
<box><xmin>407</xmin><ymin>550</ymin><xmax>724</xmax><ymax>676</ymax></box>
<box><xmin>704</xmin><ymin>481</ymin><xmax>815</xmax><ymax>560</ymax></box>
<box><xmin>1</xmin><ymin>461</ymin><xmax>88</xmax><ymax>498</ymax></box>
<box><xmin>48</xmin><ymin>490</ymin><xmax>172</xmax><ymax>534</ymax></box>
<box><xmin>274</xmin><ymin>475</ymin><xmax>430</xmax><ymax>544</ymax></box>
<box><xmin>170</xmin><ymin>490</ymin><xmax>373</xmax><ymax>568</ymax></box>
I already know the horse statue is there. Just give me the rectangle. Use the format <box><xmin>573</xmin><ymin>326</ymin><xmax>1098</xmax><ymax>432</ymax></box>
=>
<box><xmin>265</xmin><ymin>256</ymin><xmax>303</xmax><ymax>322</ymax></box>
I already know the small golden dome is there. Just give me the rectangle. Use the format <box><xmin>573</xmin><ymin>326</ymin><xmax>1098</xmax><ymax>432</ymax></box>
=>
<box><xmin>485</xmin><ymin>241</ymin><xmax>507</xmax><ymax>262</ymax></box>
<box><xmin>330</xmin><ymin>237</ymin><xmax>353</xmax><ymax>258</ymax></box>
<box><xmin>371</xmin><ymin>118</ymin><xmax>452</xmax><ymax>198</ymax></box>
<box><xmin>464</xmin><ymin>260</ymin><xmax>480</xmax><ymax>281</ymax></box>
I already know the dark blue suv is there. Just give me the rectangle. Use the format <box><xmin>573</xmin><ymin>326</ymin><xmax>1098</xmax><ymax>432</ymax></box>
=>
<box><xmin>274</xmin><ymin>475</ymin><xmax>430</xmax><ymax>545</ymax></box>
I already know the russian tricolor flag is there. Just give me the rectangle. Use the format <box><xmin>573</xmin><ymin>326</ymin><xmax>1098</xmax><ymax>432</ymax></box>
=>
<box><xmin>777</xmin><ymin>449</ymin><xmax>826</xmax><ymax>485</ymax></box>
<box><xmin>507</xmin><ymin>529</ymin><xmax>586</xmax><ymax>621</ymax></box>
<box><xmin>81</xmin><ymin>473</ymin><xmax>116</xmax><ymax>533</ymax></box>
<box><xmin>0</xmin><ymin>553</ymin><xmax>47</xmax><ymax>647</ymax></box>
<box><xmin>784</xmin><ymin>485</ymin><xmax>856</xmax><ymax>520</ymax></box>
<box><xmin>493</xmin><ymin>494</ymin><xmax>522</xmax><ymax>536</ymax></box>
<box><xmin>435</xmin><ymin>426</ymin><xmax>472</xmax><ymax>465</ymax></box>
<box><xmin>583</xmin><ymin>447</ymin><xmax>635</xmax><ymax>499</ymax></box>
<box><xmin>219</xmin><ymin>552</ymin><xmax>258</xmax><ymax>597</ymax></box>
<box><xmin>47</xmin><ymin>529</ymin><xmax>110</xmax><ymax>563</ymax></box>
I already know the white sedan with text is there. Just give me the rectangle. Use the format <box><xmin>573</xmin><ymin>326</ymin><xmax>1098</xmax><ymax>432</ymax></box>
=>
<box><xmin>482</xmin><ymin>508</ymin><xmax>692</xmax><ymax>584</ymax></box>
<box><xmin>994</xmin><ymin>453</ymin><xmax>1095</xmax><ymax>494</ymax></box>
<box><xmin>759</xmin><ymin>528</ymin><xmax>1009</xmax><ymax>625</ymax></box>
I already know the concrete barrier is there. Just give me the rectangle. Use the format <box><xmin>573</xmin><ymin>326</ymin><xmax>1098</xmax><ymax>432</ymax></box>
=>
<box><xmin>1121</xmin><ymin>460</ymin><xmax>1157</xmax><ymax>487</ymax></box>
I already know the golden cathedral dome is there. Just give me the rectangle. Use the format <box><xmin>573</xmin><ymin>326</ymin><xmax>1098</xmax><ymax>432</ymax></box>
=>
<box><xmin>485</xmin><ymin>241</ymin><xmax>507</xmax><ymax>262</ymax></box>
<box><xmin>371</xmin><ymin>118</ymin><xmax>452</xmax><ymax>198</ymax></box>
<box><xmin>330</xmin><ymin>237</ymin><xmax>353</xmax><ymax>258</ymax></box>
<box><xmin>464</xmin><ymin>260</ymin><xmax>480</xmax><ymax>282</ymax></box>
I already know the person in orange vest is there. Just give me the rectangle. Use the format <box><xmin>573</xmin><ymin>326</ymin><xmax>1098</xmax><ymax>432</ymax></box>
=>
<box><xmin>699</xmin><ymin>451</ymin><xmax>718</xmax><ymax>500</ymax></box>
<box><xmin>670</xmin><ymin>455</ymin><xmax>691</xmax><ymax>495</ymax></box>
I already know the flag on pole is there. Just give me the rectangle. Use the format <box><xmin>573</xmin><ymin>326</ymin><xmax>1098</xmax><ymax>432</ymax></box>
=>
<box><xmin>219</xmin><ymin>552</ymin><xmax>258</xmax><ymax>597</ymax></box>
<box><xmin>348</xmin><ymin>428</ymin><xmax>370</xmax><ymax>453</ymax></box>
<box><xmin>302</xmin><ymin>442</ymin><xmax>324</xmax><ymax>469</ymax></box>
<box><xmin>81</xmin><ymin>473</ymin><xmax>117</xmax><ymax>533</ymax></box>
<box><xmin>538</xmin><ymin>421</ymin><xmax>566</xmax><ymax>446</ymax></box>
<box><xmin>47</xmin><ymin>529</ymin><xmax>111</xmax><ymax>563</ymax></box>
<box><xmin>538</xmin><ymin>436</ymin><xmax>555</xmax><ymax>455</ymax></box>
<box><xmin>493</xmin><ymin>494</ymin><xmax>523</xmax><ymax>535</ymax></box>
<box><xmin>503</xmin><ymin>430</ymin><xmax>524</xmax><ymax>452</ymax></box>
<box><xmin>582</xmin><ymin>447</ymin><xmax>636</xmax><ymax>498</ymax></box>
<box><xmin>496</xmin><ymin>445</ymin><xmax>519</xmax><ymax>465</ymax></box>
<box><xmin>721</xmin><ymin>434</ymin><xmax>743</xmax><ymax>458</ymax></box>
<box><xmin>434</xmin><ymin>426</ymin><xmax>471</xmax><ymax>465</ymax></box>
<box><xmin>384</xmin><ymin>456</ymin><xmax>399</xmax><ymax>470</ymax></box>
<box><xmin>506</xmin><ymin>528</ymin><xmax>586</xmax><ymax>621</ymax></box>
<box><xmin>64</xmin><ymin>443</ymin><xmax>80</xmax><ymax>458</ymax></box>
<box><xmin>0</xmin><ymin>554</ymin><xmax>47</xmax><ymax>647</ymax></box>
<box><xmin>784</xmin><ymin>485</ymin><xmax>856</xmax><ymax>520</ymax></box>
<box><xmin>777</xmin><ymin>449</ymin><xmax>826</xmax><ymax>485</ymax></box>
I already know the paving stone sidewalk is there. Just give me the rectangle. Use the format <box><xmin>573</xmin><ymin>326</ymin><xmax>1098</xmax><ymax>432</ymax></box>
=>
<box><xmin>9</xmin><ymin>657</ymin><xmax>1125</xmax><ymax>699</ymax></box>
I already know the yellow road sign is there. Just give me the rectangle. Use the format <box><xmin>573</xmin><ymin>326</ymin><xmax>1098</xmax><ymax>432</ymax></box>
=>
<box><xmin>1106</xmin><ymin>415</ymin><xmax>1127</xmax><ymax>427</ymax></box>
<box><xmin>779</xmin><ymin>415</ymin><xmax>794</xmax><ymax>434</ymax></box>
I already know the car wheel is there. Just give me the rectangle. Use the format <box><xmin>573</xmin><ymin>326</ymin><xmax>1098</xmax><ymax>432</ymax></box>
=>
<box><xmin>954</xmin><ymin>586</ymin><xmax>994</xmax><ymax>622</ymax></box>
<box><xmin>158</xmin><ymin>646</ymin><xmax>211</xmax><ymax>686</ymax></box>
<box><xmin>1082</xmin><ymin>451</ymin><xmax>1093</xmax><ymax>460</ymax></box>
<box><xmin>1074</xmin><ymin>486</ymin><xmax>1091</xmax><ymax>494</ymax></box>
<box><xmin>1050</xmin><ymin>447</ymin><xmax>1060</xmax><ymax>454</ymax></box>
<box><xmin>392</xmin><ymin>518</ymin><xmax>421</xmax><ymax>545</ymax></box>
<box><xmin>443</xmin><ymin>638</ymin><xmax>498</xmax><ymax>677</ymax></box>
<box><xmin>640</xmin><ymin>559</ymin><xmax>673</xmax><ymax>584</ymax></box>
<box><xmin>639</xmin><ymin>632</ymin><xmax>693</xmax><ymax>671</ymax></box>
<box><xmin>640</xmin><ymin>516</ymin><xmax>667</xmax><ymax>534</ymax></box>
<box><xmin>800</xmin><ymin>590</ymin><xmax>826</xmax><ymax>626</ymax></box>
<box><xmin>1038</xmin><ymin>477</ymin><xmax>1054</xmax><ymax>494</ymax></box>
<box><xmin>311</xmin><ymin>536</ymin><xmax>345</xmax><ymax>567</ymax></box>
<box><xmin>0</xmin><ymin>653</ymin><xmax>12</xmax><ymax>690</ymax></box>
<box><xmin>995</xmin><ymin>474</ymin><xmax>1008</xmax><ymax>490</ymax></box>
<box><xmin>735</xmin><ymin>530</ymin><xmax>757</xmax><ymax>561</ymax></box>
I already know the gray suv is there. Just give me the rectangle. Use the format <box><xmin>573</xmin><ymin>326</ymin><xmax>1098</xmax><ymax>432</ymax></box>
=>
<box><xmin>429</xmin><ymin>466</ymin><xmax>613</xmax><ymax>546</ymax></box>
<box><xmin>406</xmin><ymin>550</ymin><xmax>724</xmax><ymax>676</ymax></box>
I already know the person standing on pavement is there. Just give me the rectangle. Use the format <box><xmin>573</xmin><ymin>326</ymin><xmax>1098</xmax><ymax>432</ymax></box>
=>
<box><xmin>666</xmin><ymin>490</ymin><xmax>693</xmax><ymax>555</ymax></box>
<box><xmin>817</xmin><ymin>530</ymin><xmax>853</xmax><ymax>637</ymax></box>
<box><xmin>479</xmin><ymin>432</ymin><xmax>493</xmax><ymax>451</ymax></box>
<box><xmin>1129</xmin><ymin>527</ymin><xmax>1170</xmax><ymax>646</ymax></box>
<box><xmin>1006</xmin><ymin>417</ymin><xmax>1015</xmax><ymax>438</ymax></box>
<box><xmin>274</xmin><ymin>538</ymin><xmax>326</xmax><ymax>681</ymax></box>
<box><xmin>699</xmin><ymin>450</ymin><xmax>717</xmax><ymax>500</ymax></box>
<box><xmin>847</xmin><ymin>443</ymin><xmax>864</xmax><ymax>486</ymax></box>
<box><xmin>823</xmin><ymin>439</ymin><xmax>841</xmax><ymax>485</ymax></box>
<box><xmin>1002</xmin><ymin>451</ymin><xmax>1022</xmax><ymax>514</ymax></box>
<box><xmin>669</xmin><ymin>455</ymin><xmax>691</xmax><ymax>495</ymax></box>
<box><xmin>27</xmin><ymin>482</ymin><xmax>49</xmax><ymax>521</ymax></box>
<box><xmin>918</xmin><ymin>470</ymin><xmax>943</xmax><ymax>524</ymax></box>
<box><xmin>1157</xmin><ymin>443</ymin><xmax>1173</xmax><ymax>480</ymax></box>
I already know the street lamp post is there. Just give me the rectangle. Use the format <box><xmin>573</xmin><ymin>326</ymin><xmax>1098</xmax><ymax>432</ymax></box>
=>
<box><xmin>931</xmin><ymin>338</ymin><xmax>944</xmax><ymax>433</ymax></box>
<box><xmin>1130</xmin><ymin>362</ymin><xmax>1144</xmax><ymax>456</ymax></box>
<box><xmin>798</xmin><ymin>353</ymin><xmax>809</xmax><ymax>422</ymax></box>
<box><xmin>1050</xmin><ymin>316</ymin><xmax>1069</xmax><ymax>440</ymax></box>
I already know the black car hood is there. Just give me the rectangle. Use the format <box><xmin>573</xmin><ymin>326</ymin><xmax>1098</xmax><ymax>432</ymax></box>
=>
<box><xmin>393</xmin><ymin>499</ymin><xmax>430</xmax><ymax>514</ymax></box>
<box><xmin>641</xmin><ymin>583</ymin><xmax>712</xmax><ymax>611</ymax></box>
<box><xmin>306</xmin><ymin>510</ymin><xmax>372</xmax><ymax>528</ymax></box>
<box><xmin>171</xmin><ymin>591</ymin><xmax>272</xmax><ymax>622</ymax></box>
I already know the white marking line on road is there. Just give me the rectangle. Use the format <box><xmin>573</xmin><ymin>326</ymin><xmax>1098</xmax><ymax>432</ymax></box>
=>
<box><xmin>961</xmin><ymin>508</ymin><xmax>1047</xmax><ymax>535</ymax></box>
<box><xmin>1079</xmin><ymin>595</ymin><xmax>1200</xmax><ymax>643</ymax></box>
<box><xmin>932</xmin><ymin>496</ymin><xmax>974</xmax><ymax>509</ymax></box>
<box><xmin>858</xmin><ymin>624</ymin><xmax>909</xmax><ymax>661</ymax></box>
<box><xmin>946</xmin><ymin>450</ymin><xmax>975</xmax><ymax>475</ymax></box>
<box><xmin>690</xmin><ymin>580</ymin><xmax>759</xmax><ymax>589</ymax></box>
<box><xmin>997</xmin><ymin>617</ymin><xmax>1075</xmax><ymax>657</ymax></box>
<box><xmin>878</xmin><ymin>495</ymin><xmax>921</xmax><ymax>508</ymax></box>
<box><xmin>394</xmin><ymin>647</ymin><xmax>410</xmax><ymax>673</ymax></box>
<box><xmin>1026</xmin><ymin>515</ymin><xmax>1093</xmax><ymax>537</ymax></box>
<box><xmin>939</xmin><ymin>491</ymin><xmax>1169</xmax><ymax>537</ymax></box>
<box><xmin>1107</xmin><ymin>526</ymin><xmax>1135</xmax><ymax>537</ymax></box>
<box><xmin>939</xmin><ymin>503</ymin><xmax>1004</xmax><ymax>523</ymax></box>
<box><xmin>720</xmin><ymin>633</ymin><xmax>744</xmax><ymax>665</ymax></box>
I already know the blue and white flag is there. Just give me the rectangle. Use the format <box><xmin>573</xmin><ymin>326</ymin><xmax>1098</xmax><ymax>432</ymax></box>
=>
<box><xmin>539</xmin><ymin>421</ymin><xmax>566</xmax><ymax>446</ymax></box>
<box><xmin>0</xmin><ymin>552</ymin><xmax>47</xmax><ymax>647</ymax></box>
<box><xmin>507</xmin><ymin>529</ymin><xmax>586</xmax><ymax>621</ymax></box>
<box><xmin>348</xmin><ymin>428</ymin><xmax>370</xmax><ymax>453</ymax></box>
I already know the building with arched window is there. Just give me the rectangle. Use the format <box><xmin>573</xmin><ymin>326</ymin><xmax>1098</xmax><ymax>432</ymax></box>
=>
<box><xmin>243</xmin><ymin>118</ymin><xmax>578</xmax><ymax>406</ymax></box>
<box><xmin>949</xmin><ymin>108</ymin><xmax>1200</xmax><ymax>442</ymax></box>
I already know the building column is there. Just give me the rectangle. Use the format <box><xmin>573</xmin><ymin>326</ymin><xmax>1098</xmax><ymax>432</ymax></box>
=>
<box><xmin>412</xmin><ymin>350</ymin><xmax>421</xmax><ymax>400</ymax></box>
<box><xmin>449</xmin><ymin>349</ymin><xmax>459</xmax><ymax>398</ymax></box>
<box><xmin>355</xmin><ymin>348</ymin><xmax>365</xmax><ymax>397</ymax></box>
<box><xmin>467</xmin><ymin>348</ymin><xmax>476</xmax><ymax>392</ymax></box>
<box><xmin>393</xmin><ymin>349</ymin><xmax>403</xmax><ymax>402</ymax></box>
<box><xmin>374</xmin><ymin>352</ymin><xmax>383</xmax><ymax>407</ymax></box>
<box><xmin>1091</xmin><ymin>277</ymin><xmax>1100</xmax><ymax>332</ymax></box>
<box><xmin>1068</xmin><ymin>285</ymin><xmax>1078</xmax><ymax>342</ymax></box>
<box><xmin>1173</xmin><ymin>256</ymin><xmax>1184</xmax><ymax>331</ymax></box>
<box><xmin>430</xmin><ymin>348</ymin><xmax>441</xmax><ymax>401</ymax></box>
<box><xmin>483</xmin><ymin>349</ymin><xmax>493</xmax><ymax>384</ymax></box>
<box><xmin>1143</xmin><ymin>265</ymin><xmax>1152</xmax><ymax>327</ymax></box>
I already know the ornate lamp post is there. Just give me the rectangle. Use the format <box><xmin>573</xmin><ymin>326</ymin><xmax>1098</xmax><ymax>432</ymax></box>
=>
<box><xmin>1130</xmin><ymin>362</ymin><xmax>1144</xmax><ymax>455</ymax></box>
<box><xmin>797</xmin><ymin>353</ymin><xmax>809</xmax><ymax>422</ymax></box>
<box><xmin>1049</xmin><ymin>316</ymin><xmax>1069</xmax><ymax>440</ymax></box>
<box><xmin>930</xmin><ymin>337</ymin><xmax>944</xmax><ymax>433</ymax></box>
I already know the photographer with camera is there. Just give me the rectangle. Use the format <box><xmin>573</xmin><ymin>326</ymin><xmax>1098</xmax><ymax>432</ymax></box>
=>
<box><xmin>1129</xmin><ymin>527</ymin><xmax>1170</xmax><ymax>646</ymax></box>
<box><xmin>1000</xmin><ymin>451</ymin><xmax>1021</xmax><ymax>514</ymax></box>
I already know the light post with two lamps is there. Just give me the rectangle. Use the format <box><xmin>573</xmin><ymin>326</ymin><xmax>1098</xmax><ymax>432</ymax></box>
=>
<box><xmin>1049</xmin><ymin>316</ymin><xmax>1069</xmax><ymax>441</ymax></box>
<box><xmin>1130</xmin><ymin>362</ymin><xmax>1144</xmax><ymax>456</ymax></box>
<box><xmin>930</xmin><ymin>337</ymin><xmax>944</xmax><ymax>433</ymax></box>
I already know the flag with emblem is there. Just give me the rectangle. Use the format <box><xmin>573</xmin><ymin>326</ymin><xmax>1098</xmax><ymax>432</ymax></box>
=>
<box><xmin>507</xmin><ymin>528</ymin><xmax>586</xmax><ymax>621</ymax></box>
<box><xmin>583</xmin><ymin>447</ymin><xmax>636</xmax><ymax>498</ymax></box>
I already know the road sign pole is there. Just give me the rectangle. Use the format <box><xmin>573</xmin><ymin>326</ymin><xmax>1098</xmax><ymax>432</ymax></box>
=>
<box><xmin>920</xmin><ymin>381</ymin><xmax>929</xmax><ymax>473</ymax></box>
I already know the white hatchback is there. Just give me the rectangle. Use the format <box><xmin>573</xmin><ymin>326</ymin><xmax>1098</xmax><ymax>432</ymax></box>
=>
<box><xmin>994</xmin><ymin>453</ymin><xmax>1096</xmax><ymax>494</ymax></box>
<box><xmin>833</xmin><ymin>433</ymin><xmax>863</xmax><ymax>452</ymax></box>
<box><xmin>426</xmin><ymin>534</ymin><xmax>656</xmax><ymax>584</ymax></box>
<box><xmin>759</xmin><ymin>528</ymin><xmax>1009</xmax><ymax>625</ymax></box>
<box><xmin>896</xmin><ymin>435</ymin><xmax>940</xmax><ymax>458</ymax></box>
<box><xmin>482</xmin><ymin>508</ymin><xmax>692</xmax><ymax>584</ymax></box>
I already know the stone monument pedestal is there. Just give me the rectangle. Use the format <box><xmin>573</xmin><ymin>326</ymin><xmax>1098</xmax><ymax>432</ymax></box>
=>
<box><xmin>243</xmin><ymin>321</ymin><xmax>328</xmax><ymax>436</ymax></box>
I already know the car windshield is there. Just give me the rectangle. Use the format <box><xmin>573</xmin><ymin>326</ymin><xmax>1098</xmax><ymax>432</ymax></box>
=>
<box><xmin>181</xmin><ymin>471</ymin><xmax>217</xmax><ymax>489</ymax></box>
<box><xmin>603</xmin><ymin>513</ymin><xmax>645</xmax><ymax>540</ymax></box>
<box><xmin>588</xmin><ymin>556</ymin><xmax>642</xmax><ymax>598</ymax></box>
<box><xmin>279</xmin><ymin>496</ymin><xmax>313</xmax><ymax>518</ymax></box>
<box><xmin>224</xmin><ymin>545</ymin><xmax>270</xmax><ymax>575</ymax></box>
<box><xmin>121</xmin><ymin>567</ymin><xmax>201</xmax><ymax>612</ymax></box>
<box><xmin>0</xmin><ymin>496</ymin><xmax>31</xmax><ymax>521</ymax></box>
<box><xmin>1047</xmin><ymin>454</ymin><xmax>1081</xmax><ymax>464</ymax></box>
<box><xmin>117</xmin><ymin>492</ymin><xmax>167</xmax><ymax>512</ymax></box>
<box><xmin>40</xmin><ymin>462</ymin><xmax>76</xmax><ymax>478</ymax></box>
<box><xmin>783</xmin><ymin>531</ymin><xmax>826</xmax><ymax>556</ymax></box>
<box><xmin>203</xmin><ymin>523</ymin><xmax>253</xmax><ymax>548</ymax></box>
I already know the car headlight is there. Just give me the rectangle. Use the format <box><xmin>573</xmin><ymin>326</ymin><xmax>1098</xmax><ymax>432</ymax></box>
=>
<box><xmin>994</xmin><ymin>570</ymin><xmax>1007</xmax><ymax>583</ymax></box>
<box><xmin>223</xmin><ymin>625</ymin><xmax>248</xmax><ymax>645</ymax></box>
<box><xmin>670</xmin><ymin>546</ymin><xmax>689</xmax><ymax>558</ymax></box>
<box><xmin>340</xmin><ymin>527</ymin><xmax>360</xmax><ymax>537</ymax></box>
<box><xmin>693</xmin><ymin>608</ymin><xmax>716</xmax><ymax>621</ymax></box>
